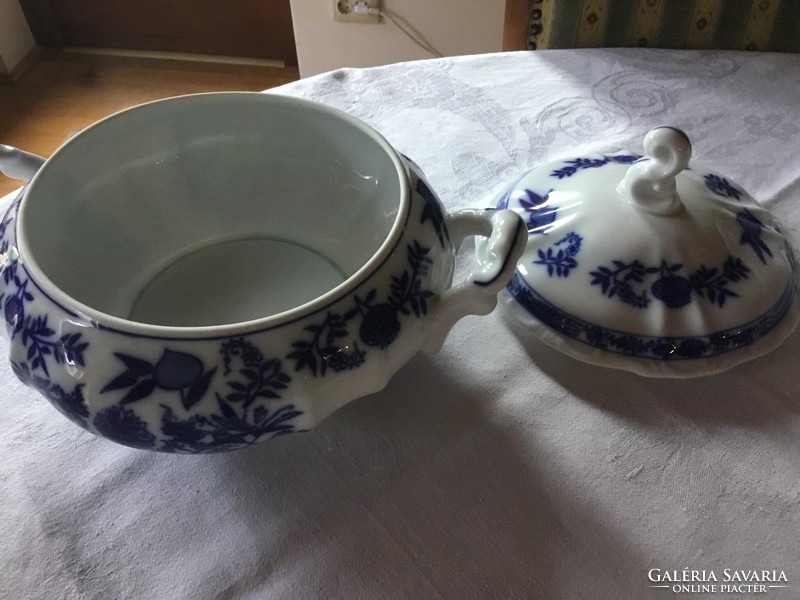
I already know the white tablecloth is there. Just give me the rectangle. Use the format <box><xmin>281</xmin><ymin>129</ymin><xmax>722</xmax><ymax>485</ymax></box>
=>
<box><xmin>3</xmin><ymin>49</ymin><xmax>800</xmax><ymax>599</ymax></box>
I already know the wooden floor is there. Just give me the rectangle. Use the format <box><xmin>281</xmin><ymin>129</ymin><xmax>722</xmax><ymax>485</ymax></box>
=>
<box><xmin>0</xmin><ymin>50</ymin><xmax>300</xmax><ymax>197</ymax></box>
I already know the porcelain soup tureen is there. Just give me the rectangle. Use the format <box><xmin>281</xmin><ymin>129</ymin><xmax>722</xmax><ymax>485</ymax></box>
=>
<box><xmin>494</xmin><ymin>126</ymin><xmax>800</xmax><ymax>378</ymax></box>
<box><xmin>0</xmin><ymin>93</ymin><xmax>526</xmax><ymax>453</ymax></box>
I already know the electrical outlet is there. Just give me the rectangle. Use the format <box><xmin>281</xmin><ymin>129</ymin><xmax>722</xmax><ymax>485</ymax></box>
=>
<box><xmin>333</xmin><ymin>0</ymin><xmax>381</xmax><ymax>24</ymax></box>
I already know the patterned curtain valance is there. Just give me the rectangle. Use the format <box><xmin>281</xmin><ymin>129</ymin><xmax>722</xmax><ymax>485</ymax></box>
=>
<box><xmin>527</xmin><ymin>0</ymin><xmax>800</xmax><ymax>52</ymax></box>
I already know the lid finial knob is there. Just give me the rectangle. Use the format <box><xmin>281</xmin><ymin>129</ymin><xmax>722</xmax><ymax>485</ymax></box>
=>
<box><xmin>618</xmin><ymin>126</ymin><xmax>692</xmax><ymax>216</ymax></box>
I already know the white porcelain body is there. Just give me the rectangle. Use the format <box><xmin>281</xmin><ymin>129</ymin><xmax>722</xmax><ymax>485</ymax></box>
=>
<box><xmin>495</xmin><ymin>128</ymin><xmax>799</xmax><ymax>377</ymax></box>
<box><xmin>0</xmin><ymin>93</ymin><xmax>526</xmax><ymax>452</ymax></box>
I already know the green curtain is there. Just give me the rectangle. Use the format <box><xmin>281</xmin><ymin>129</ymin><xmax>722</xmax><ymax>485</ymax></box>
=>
<box><xmin>527</xmin><ymin>0</ymin><xmax>800</xmax><ymax>52</ymax></box>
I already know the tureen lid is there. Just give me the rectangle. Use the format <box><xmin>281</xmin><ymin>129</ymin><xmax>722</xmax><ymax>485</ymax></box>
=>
<box><xmin>496</xmin><ymin>126</ymin><xmax>800</xmax><ymax>377</ymax></box>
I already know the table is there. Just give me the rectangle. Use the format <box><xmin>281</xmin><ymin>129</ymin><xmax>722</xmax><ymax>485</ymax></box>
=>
<box><xmin>2</xmin><ymin>48</ymin><xmax>800</xmax><ymax>599</ymax></box>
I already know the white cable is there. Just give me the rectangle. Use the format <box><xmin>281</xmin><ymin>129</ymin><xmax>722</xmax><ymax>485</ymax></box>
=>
<box><xmin>380</xmin><ymin>9</ymin><xmax>443</xmax><ymax>58</ymax></box>
<box><xmin>353</xmin><ymin>2</ymin><xmax>443</xmax><ymax>58</ymax></box>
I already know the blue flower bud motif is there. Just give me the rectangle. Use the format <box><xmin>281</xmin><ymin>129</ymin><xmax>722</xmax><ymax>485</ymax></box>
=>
<box><xmin>650</xmin><ymin>263</ymin><xmax>693</xmax><ymax>308</ymax></box>
<box><xmin>153</xmin><ymin>349</ymin><xmax>204</xmax><ymax>390</ymax></box>
<box><xmin>359</xmin><ymin>304</ymin><xmax>400</xmax><ymax>349</ymax></box>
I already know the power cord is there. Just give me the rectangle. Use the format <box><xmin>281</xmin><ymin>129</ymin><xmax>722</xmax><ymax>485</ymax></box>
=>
<box><xmin>352</xmin><ymin>2</ymin><xmax>443</xmax><ymax>58</ymax></box>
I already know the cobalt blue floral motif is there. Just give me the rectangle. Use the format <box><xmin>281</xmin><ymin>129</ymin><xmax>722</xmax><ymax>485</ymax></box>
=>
<box><xmin>519</xmin><ymin>189</ymin><xmax>557</xmax><ymax>233</ymax></box>
<box><xmin>590</xmin><ymin>257</ymin><xmax>750</xmax><ymax>309</ymax></box>
<box><xmin>1</xmin><ymin>202</ymin><xmax>27</xmax><ymax>339</ymax></box>
<box><xmin>507</xmin><ymin>270</ymin><xmax>794</xmax><ymax>361</ymax></box>
<box><xmin>160</xmin><ymin>402</ymin><xmax>301</xmax><ymax>453</ymax></box>
<box><xmin>160</xmin><ymin>339</ymin><xmax>300</xmax><ymax>452</ymax></box>
<box><xmin>650</xmin><ymin>262</ymin><xmax>695</xmax><ymax>308</ymax></box>
<box><xmin>361</xmin><ymin>240</ymin><xmax>433</xmax><ymax>341</ymax></box>
<box><xmin>498</xmin><ymin>188</ymin><xmax>557</xmax><ymax>233</ymax></box>
<box><xmin>101</xmin><ymin>349</ymin><xmax>218</xmax><ymax>409</ymax></box>
<box><xmin>496</xmin><ymin>190</ymin><xmax>510</xmax><ymax>211</ymax></box>
<box><xmin>357</xmin><ymin>299</ymin><xmax>400</xmax><ymax>349</ymax></box>
<box><xmin>737</xmin><ymin>208</ymin><xmax>773</xmax><ymax>264</ymax></box>
<box><xmin>94</xmin><ymin>405</ymin><xmax>157</xmax><ymax>449</ymax></box>
<box><xmin>2</xmin><ymin>195</ymin><xmax>91</xmax><ymax>431</ymax></box>
<box><xmin>287</xmin><ymin>175</ymin><xmax>440</xmax><ymax>376</ymax></box>
<box><xmin>1</xmin><ymin>169</ymin><xmax>444</xmax><ymax>451</ymax></box>
<box><xmin>288</xmin><ymin>240</ymin><xmax>433</xmax><ymax>375</ymax></box>
<box><xmin>286</xmin><ymin>309</ymin><xmax>365</xmax><ymax>377</ymax></box>
<box><xmin>550</xmin><ymin>155</ymin><xmax>640</xmax><ymax>179</ymax></box>
<box><xmin>704</xmin><ymin>173</ymin><xmax>743</xmax><ymax>200</ymax></box>
<box><xmin>690</xmin><ymin>257</ymin><xmax>751</xmax><ymax>308</ymax></box>
<box><xmin>10</xmin><ymin>308</ymin><xmax>89</xmax><ymax>377</ymax></box>
<box><xmin>533</xmin><ymin>232</ymin><xmax>582</xmax><ymax>277</ymax></box>
<box><xmin>11</xmin><ymin>360</ymin><xmax>89</xmax><ymax>427</ymax></box>
<box><xmin>2</xmin><ymin>196</ymin><xmax>92</xmax><ymax>434</ymax></box>
<box><xmin>98</xmin><ymin>339</ymin><xmax>300</xmax><ymax>452</ymax></box>
<box><xmin>4</xmin><ymin>277</ymin><xmax>30</xmax><ymax>337</ymax></box>
<box><xmin>589</xmin><ymin>260</ymin><xmax>651</xmax><ymax>309</ymax></box>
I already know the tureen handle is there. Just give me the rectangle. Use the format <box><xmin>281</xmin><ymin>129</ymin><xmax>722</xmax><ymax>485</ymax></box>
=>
<box><xmin>422</xmin><ymin>208</ymin><xmax>526</xmax><ymax>353</ymax></box>
<box><xmin>618</xmin><ymin>126</ymin><xmax>691</xmax><ymax>215</ymax></box>
<box><xmin>0</xmin><ymin>145</ymin><xmax>46</xmax><ymax>182</ymax></box>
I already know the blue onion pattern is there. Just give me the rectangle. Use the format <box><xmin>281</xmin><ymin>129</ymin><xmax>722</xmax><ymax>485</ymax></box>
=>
<box><xmin>0</xmin><ymin>147</ymin><xmax>464</xmax><ymax>454</ymax></box>
<box><xmin>590</xmin><ymin>257</ymin><xmax>750</xmax><ymax>310</ymax></box>
<box><xmin>289</xmin><ymin>240</ymin><xmax>434</xmax><ymax>373</ymax></box>
<box><xmin>97</xmin><ymin>339</ymin><xmax>299</xmax><ymax>452</ymax></box>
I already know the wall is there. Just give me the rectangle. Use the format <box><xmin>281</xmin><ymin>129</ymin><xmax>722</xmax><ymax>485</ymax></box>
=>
<box><xmin>0</xmin><ymin>0</ymin><xmax>36</xmax><ymax>74</ymax></box>
<box><xmin>289</xmin><ymin>0</ymin><xmax>505</xmax><ymax>77</ymax></box>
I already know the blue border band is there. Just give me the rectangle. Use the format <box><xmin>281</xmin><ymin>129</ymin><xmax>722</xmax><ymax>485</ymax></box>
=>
<box><xmin>507</xmin><ymin>269</ymin><xmax>796</xmax><ymax>361</ymax></box>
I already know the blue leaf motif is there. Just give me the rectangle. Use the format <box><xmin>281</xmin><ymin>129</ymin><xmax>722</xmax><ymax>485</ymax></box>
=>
<box><xmin>550</xmin><ymin>155</ymin><xmax>640</xmax><ymax>179</ymax></box>
<box><xmin>736</xmin><ymin>209</ymin><xmax>773</xmax><ymax>264</ymax></box>
<box><xmin>533</xmin><ymin>232</ymin><xmax>582</xmax><ymax>278</ymax></box>
<box><xmin>704</xmin><ymin>174</ymin><xmax>743</xmax><ymax>200</ymax></box>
